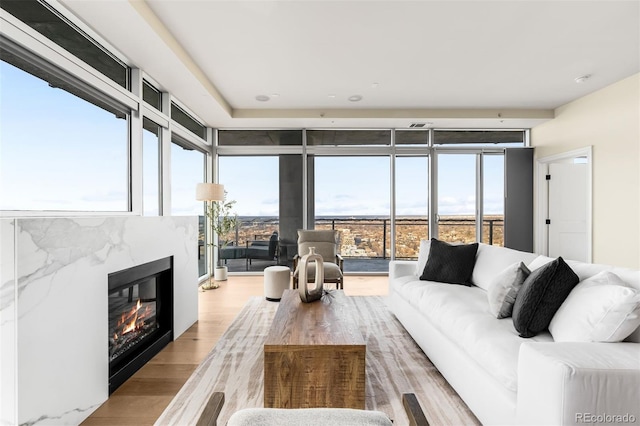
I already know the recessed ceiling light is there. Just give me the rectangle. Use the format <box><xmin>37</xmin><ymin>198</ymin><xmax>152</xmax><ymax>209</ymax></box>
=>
<box><xmin>255</xmin><ymin>95</ymin><xmax>270</xmax><ymax>102</ymax></box>
<box><xmin>574</xmin><ymin>74</ymin><xmax>591</xmax><ymax>84</ymax></box>
<box><xmin>348</xmin><ymin>95</ymin><xmax>363</xmax><ymax>102</ymax></box>
<box><xmin>328</xmin><ymin>94</ymin><xmax>336</xmax><ymax>98</ymax></box>
<box><xmin>271</xmin><ymin>93</ymin><xmax>280</xmax><ymax>98</ymax></box>
<box><xmin>372</xmin><ymin>82</ymin><xmax>379</xmax><ymax>89</ymax></box>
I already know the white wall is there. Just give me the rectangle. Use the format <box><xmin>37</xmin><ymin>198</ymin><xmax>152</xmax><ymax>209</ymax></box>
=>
<box><xmin>531</xmin><ymin>73</ymin><xmax>640</xmax><ymax>268</ymax></box>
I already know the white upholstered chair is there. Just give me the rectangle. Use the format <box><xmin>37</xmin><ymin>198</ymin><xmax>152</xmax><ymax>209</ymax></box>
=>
<box><xmin>292</xmin><ymin>229</ymin><xmax>344</xmax><ymax>290</ymax></box>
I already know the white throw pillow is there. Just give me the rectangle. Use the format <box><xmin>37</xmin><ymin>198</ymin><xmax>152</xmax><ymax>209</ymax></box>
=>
<box><xmin>487</xmin><ymin>262</ymin><xmax>531</xmax><ymax>318</ymax></box>
<box><xmin>471</xmin><ymin>244</ymin><xmax>537</xmax><ymax>291</ymax></box>
<box><xmin>527</xmin><ymin>255</ymin><xmax>554</xmax><ymax>271</ymax></box>
<box><xmin>549</xmin><ymin>271</ymin><xmax>640</xmax><ymax>342</ymax></box>
<box><xmin>415</xmin><ymin>239</ymin><xmax>431</xmax><ymax>276</ymax></box>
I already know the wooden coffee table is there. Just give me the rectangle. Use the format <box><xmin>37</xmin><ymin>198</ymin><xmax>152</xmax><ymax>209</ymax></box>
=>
<box><xmin>264</xmin><ymin>289</ymin><xmax>366</xmax><ymax>409</ymax></box>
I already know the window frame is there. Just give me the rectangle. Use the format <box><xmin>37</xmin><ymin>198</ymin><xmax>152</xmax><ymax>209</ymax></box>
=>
<box><xmin>1</xmin><ymin>10</ymin><xmax>137</xmax><ymax>111</ymax></box>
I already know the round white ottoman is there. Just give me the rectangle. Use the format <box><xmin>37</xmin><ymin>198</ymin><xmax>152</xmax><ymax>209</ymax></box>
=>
<box><xmin>264</xmin><ymin>266</ymin><xmax>291</xmax><ymax>301</ymax></box>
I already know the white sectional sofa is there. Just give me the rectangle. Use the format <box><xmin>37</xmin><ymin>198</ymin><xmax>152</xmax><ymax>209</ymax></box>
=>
<box><xmin>388</xmin><ymin>240</ymin><xmax>640</xmax><ymax>426</ymax></box>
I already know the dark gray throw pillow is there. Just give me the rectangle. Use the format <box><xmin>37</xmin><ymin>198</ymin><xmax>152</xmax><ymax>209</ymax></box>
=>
<box><xmin>512</xmin><ymin>257</ymin><xmax>579</xmax><ymax>338</ymax></box>
<box><xmin>420</xmin><ymin>238</ymin><xmax>479</xmax><ymax>286</ymax></box>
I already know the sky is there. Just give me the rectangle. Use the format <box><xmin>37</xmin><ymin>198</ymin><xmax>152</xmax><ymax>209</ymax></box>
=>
<box><xmin>1</xmin><ymin>61</ymin><xmax>129</xmax><ymax>212</ymax></box>
<box><xmin>220</xmin><ymin>155</ymin><xmax>504</xmax><ymax>217</ymax></box>
<box><xmin>1</xmin><ymin>60</ymin><xmax>504</xmax><ymax>218</ymax></box>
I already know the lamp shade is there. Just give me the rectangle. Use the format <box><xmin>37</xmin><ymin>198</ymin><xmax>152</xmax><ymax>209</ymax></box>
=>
<box><xmin>196</xmin><ymin>183</ymin><xmax>225</xmax><ymax>201</ymax></box>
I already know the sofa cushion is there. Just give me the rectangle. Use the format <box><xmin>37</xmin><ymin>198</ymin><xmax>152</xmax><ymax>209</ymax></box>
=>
<box><xmin>407</xmin><ymin>279</ymin><xmax>552</xmax><ymax>392</ymax></box>
<box><xmin>512</xmin><ymin>257</ymin><xmax>580</xmax><ymax>338</ymax></box>
<box><xmin>420</xmin><ymin>238</ymin><xmax>478</xmax><ymax>285</ymax></box>
<box><xmin>472</xmin><ymin>244</ymin><xmax>538</xmax><ymax>291</ymax></box>
<box><xmin>549</xmin><ymin>271</ymin><xmax>640</xmax><ymax>342</ymax></box>
<box><xmin>487</xmin><ymin>262</ymin><xmax>531</xmax><ymax>319</ymax></box>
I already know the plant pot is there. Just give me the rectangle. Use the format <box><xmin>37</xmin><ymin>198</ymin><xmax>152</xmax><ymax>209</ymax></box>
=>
<box><xmin>214</xmin><ymin>266</ymin><xmax>228</xmax><ymax>281</ymax></box>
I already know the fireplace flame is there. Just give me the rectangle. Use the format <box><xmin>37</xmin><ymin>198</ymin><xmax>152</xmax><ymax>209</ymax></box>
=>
<box><xmin>122</xmin><ymin>313</ymin><xmax>138</xmax><ymax>334</ymax></box>
<box><xmin>117</xmin><ymin>299</ymin><xmax>146</xmax><ymax>338</ymax></box>
<box><xmin>110</xmin><ymin>290</ymin><xmax>159</xmax><ymax>365</ymax></box>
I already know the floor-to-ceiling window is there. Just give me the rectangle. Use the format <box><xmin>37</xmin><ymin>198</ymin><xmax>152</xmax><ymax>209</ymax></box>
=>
<box><xmin>436</xmin><ymin>153</ymin><xmax>478</xmax><ymax>243</ymax></box>
<box><xmin>434</xmin><ymin>152</ymin><xmax>508</xmax><ymax>245</ymax></box>
<box><xmin>170</xmin><ymin>136</ymin><xmax>207</xmax><ymax>276</ymax></box>
<box><xmin>217</xmin><ymin>130</ymin><xmax>304</xmax><ymax>272</ymax></box>
<box><xmin>211</xmin><ymin>129</ymin><xmax>525</xmax><ymax>274</ymax></box>
<box><xmin>218</xmin><ymin>156</ymin><xmax>280</xmax><ymax>272</ymax></box>
<box><xmin>395</xmin><ymin>156</ymin><xmax>429</xmax><ymax>259</ymax></box>
<box><xmin>170</xmin><ymin>141</ymin><xmax>206</xmax><ymax>214</ymax></box>
<box><xmin>431</xmin><ymin>130</ymin><xmax>522</xmax><ymax>246</ymax></box>
<box><xmin>314</xmin><ymin>156</ymin><xmax>390</xmax><ymax>272</ymax></box>
<box><xmin>483</xmin><ymin>154</ymin><xmax>505</xmax><ymax>246</ymax></box>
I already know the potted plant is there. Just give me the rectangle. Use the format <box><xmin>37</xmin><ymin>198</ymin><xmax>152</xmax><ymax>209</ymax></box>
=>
<box><xmin>205</xmin><ymin>194</ymin><xmax>238</xmax><ymax>288</ymax></box>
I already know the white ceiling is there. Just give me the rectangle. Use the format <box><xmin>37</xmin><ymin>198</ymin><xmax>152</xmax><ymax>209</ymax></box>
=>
<box><xmin>59</xmin><ymin>0</ymin><xmax>640</xmax><ymax>129</ymax></box>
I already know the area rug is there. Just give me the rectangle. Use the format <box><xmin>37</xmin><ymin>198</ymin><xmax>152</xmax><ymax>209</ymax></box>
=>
<box><xmin>155</xmin><ymin>295</ymin><xmax>480</xmax><ymax>426</ymax></box>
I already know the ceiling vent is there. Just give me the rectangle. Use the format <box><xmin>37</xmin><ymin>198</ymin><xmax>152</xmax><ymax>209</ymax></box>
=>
<box><xmin>409</xmin><ymin>123</ymin><xmax>426</xmax><ymax>128</ymax></box>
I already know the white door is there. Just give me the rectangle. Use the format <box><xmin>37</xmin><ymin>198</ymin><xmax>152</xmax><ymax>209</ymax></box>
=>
<box><xmin>548</xmin><ymin>162</ymin><xmax>589</xmax><ymax>262</ymax></box>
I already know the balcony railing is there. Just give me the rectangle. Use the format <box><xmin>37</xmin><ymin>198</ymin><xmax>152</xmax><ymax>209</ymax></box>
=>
<box><xmin>210</xmin><ymin>216</ymin><xmax>504</xmax><ymax>261</ymax></box>
<box><xmin>317</xmin><ymin>217</ymin><xmax>503</xmax><ymax>259</ymax></box>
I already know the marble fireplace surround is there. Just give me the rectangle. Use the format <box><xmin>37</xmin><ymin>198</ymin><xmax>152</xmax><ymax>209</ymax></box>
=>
<box><xmin>0</xmin><ymin>216</ymin><xmax>199</xmax><ymax>425</ymax></box>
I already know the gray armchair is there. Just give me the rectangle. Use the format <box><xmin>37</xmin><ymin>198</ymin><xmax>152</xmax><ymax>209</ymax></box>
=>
<box><xmin>293</xmin><ymin>229</ymin><xmax>344</xmax><ymax>290</ymax></box>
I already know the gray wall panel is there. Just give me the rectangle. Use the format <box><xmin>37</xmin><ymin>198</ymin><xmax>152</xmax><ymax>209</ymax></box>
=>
<box><xmin>505</xmin><ymin>148</ymin><xmax>534</xmax><ymax>252</ymax></box>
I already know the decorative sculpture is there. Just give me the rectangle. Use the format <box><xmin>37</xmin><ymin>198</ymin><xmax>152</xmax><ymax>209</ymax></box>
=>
<box><xmin>298</xmin><ymin>247</ymin><xmax>324</xmax><ymax>303</ymax></box>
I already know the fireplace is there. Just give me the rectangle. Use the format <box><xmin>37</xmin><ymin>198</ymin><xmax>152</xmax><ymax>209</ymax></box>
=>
<box><xmin>108</xmin><ymin>257</ymin><xmax>174</xmax><ymax>394</ymax></box>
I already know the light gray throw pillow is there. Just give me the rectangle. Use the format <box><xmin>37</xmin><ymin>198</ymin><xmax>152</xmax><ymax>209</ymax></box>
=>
<box><xmin>487</xmin><ymin>262</ymin><xmax>531</xmax><ymax>319</ymax></box>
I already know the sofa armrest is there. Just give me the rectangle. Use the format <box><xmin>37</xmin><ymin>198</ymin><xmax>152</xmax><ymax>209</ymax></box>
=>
<box><xmin>389</xmin><ymin>260</ymin><xmax>417</xmax><ymax>281</ymax></box>
<box><xmin>517</xmin><ymin>342</ymin><xmax>640</xmax><ymax>426</ymax></box>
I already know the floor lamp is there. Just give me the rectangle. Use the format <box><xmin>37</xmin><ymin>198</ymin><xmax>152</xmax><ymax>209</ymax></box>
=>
<box><xmin>196</xmin><ymin>183</ymin><xmax>225</xmax><ymax>289</ymax></box>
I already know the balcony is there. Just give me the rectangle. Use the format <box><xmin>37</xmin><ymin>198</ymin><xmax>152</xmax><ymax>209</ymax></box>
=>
<box><xmin>201</xmin><ymin>216</ymin><xmax>504</xmax><ymax>274</ymax></box>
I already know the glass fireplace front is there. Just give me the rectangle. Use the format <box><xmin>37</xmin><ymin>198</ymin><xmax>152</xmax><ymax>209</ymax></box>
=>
<box><xmin>108</xmin><ymin>257</ymin><xmax>173</xmax><ymax>393</ymax></box>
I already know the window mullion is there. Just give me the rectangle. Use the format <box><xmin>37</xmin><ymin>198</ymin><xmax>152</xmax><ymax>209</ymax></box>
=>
<box><xmin>476</xmin><ymin>153</ymin><xmax>484</xmax><ymax>243</ymax></box>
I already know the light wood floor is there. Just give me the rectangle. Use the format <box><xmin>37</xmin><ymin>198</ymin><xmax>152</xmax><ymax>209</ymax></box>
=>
<box><xmin>82</xmin><ymin>275</ymin><xmax>388</xmax><ymax>425</ymax></box>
